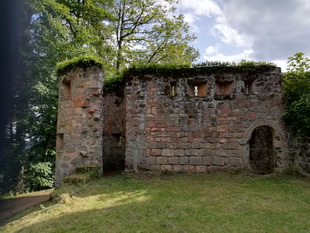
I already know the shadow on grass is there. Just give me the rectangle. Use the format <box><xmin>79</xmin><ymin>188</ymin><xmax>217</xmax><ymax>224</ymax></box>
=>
<box><xmin>0</xmin><ymin>190</ymin><xmax>53</xmax><ymax>226</ymax></box>
<box><xmin>2</xmin><ymin>173</ymin><xmax>310</xmax><ymax>232</ymax></box>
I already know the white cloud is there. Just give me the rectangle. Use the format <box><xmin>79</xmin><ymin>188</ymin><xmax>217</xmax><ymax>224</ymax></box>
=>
<box><xmin>183</xmin><ymin>13</ymin><xmax>200</xmax><ymax>32</ymax></box>
<box><xmin>212</xmin><ymin>19</ymin><xmax>253</xmax><ymax>48</ymax></box>
<box><xmin>178</xmin><ymin>0</ymin><xmax>222</xmax><ymax>17</ymax></box>
<box><xmin>203</xmin><ymin>49</ymin><xmax>254</xmax><ymax>62</ymax></box>
<box><xmin>205</xmin><ymin>45</ymin><xmax>218</xmax><ymax>55</ymax></box>
<box><xmin>178</xmin><ymin>0</ymin><xmax>310</xmax><ymax>65</ymax></box>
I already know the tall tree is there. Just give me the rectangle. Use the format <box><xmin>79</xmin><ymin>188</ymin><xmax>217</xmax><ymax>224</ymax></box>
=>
<box><xmin>2</xmin><ymin>0</ymin><xmax>200</xmax><ymax>193</ymax></box>
<box><xmin>112</xmin><ymin>0</ymin><xmax>199</xmax><ymax>71</ymax></box>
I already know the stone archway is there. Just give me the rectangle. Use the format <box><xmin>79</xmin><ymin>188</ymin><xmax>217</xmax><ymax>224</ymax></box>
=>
<box><xmin>249</xmin><ymin>126</ymin><xmax>275</xmax><ymax>174</ymax></box>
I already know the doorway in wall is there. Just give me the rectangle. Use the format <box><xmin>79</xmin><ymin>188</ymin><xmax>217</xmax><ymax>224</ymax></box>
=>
<box><xmin>249</xmin><ymin>126</ymin><xmax>275</xmax><ymax>174</ymax></box>
<box><xmin>102</xmin><ymin>133</ymin><xmax>125</xmax><ymax>175</ymax></box>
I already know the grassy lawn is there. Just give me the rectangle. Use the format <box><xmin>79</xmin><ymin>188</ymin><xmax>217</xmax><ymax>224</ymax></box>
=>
<box><xmin>1</xmin><ymin>172</ymin><xmax>310</xmax><ymax>233</ymax></box>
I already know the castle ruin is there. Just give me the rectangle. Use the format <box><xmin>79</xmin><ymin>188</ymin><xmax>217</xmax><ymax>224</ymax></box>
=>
<box><xmin>55</xmin><ymin>64</ymin><xmax>292</xmax><ymax>186</ymax></box>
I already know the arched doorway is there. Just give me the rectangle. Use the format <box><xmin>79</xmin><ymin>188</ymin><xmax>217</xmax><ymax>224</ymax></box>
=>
<box><xmin>249</xmin><ymin>126</ymin><xmax>275</xmax><ymax>174</ymax></box>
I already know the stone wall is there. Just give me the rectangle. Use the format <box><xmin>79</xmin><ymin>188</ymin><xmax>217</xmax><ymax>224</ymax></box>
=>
<box><xmin>55</xmin><ymin>66</ymin><xmax>103</xmax><ymax>187</ymax></box>
<box><xmin>56</xmin><ymin>65</ymin><xmax>297</xmax><ymax>185</ymax></box>
<box><xmin>290</xmin><ymin>137</ymin><xmax>310</xmax><ymax>174</ymax></box>
<box><xmin>125</xmin><ymin>68</ymin><xmax>290</xmax><ymax>173</ymax></box>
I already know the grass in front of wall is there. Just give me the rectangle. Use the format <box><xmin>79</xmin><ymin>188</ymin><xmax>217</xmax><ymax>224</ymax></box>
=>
<box><xmin>1</xmin><ymin>172</ymin><xmax>310</xmax><ymax>233</ymax></box>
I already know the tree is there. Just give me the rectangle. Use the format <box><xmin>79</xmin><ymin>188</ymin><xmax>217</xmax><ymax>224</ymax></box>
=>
<box><xmin>283</xmin><ymin>52</ymin><xmax>310</xmax><ymax>136</ymax></box>
<box><xmin>112</xmin><ymin>0</ymin><xmax>199</xmax><ymax>71</ymax></box>
<box><xmin>1</xmin><ymin>0</ymin><xmax>199</xmax><ymax>194</ymax></box>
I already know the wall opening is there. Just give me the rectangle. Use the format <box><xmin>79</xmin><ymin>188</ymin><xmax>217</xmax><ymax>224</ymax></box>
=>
<box><xmin>62</xmin><ymin>80</ymin><xmax>71</xmax><ymax>99</ymax></box>
<box><xmin>249</xmin><ymin>126</ymin><xmax>275</xmax><ymax>174</ymax></box>
<box><xmin>215</xmin><ymin>81</ymin><xmax>234</xmax><ymax>95</ymax></box>
<box><xmin>171</xmin><ymin>82</ymin><xmax>177</xmax><ymax>97</ymax></box>
<box><xmin>102</xmin><ymin>133</ymin><xmax>125</xmax><ymax>174</ymax></box>
<box><xmin>244</xmin><ymin>80</ymin><xmax>254</xmax><ymax>94</ymax></box>
<box><xmin>56</xmin><ymin>134</ymin><xmax>64</xmax><ymax>150</ymax></box>
<box><xmin>188</xmin><ymin>82</ymin><xmax>207</xmax><ymax>97</ymax></box>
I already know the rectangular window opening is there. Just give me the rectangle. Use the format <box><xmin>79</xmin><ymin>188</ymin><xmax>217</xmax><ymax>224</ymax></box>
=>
<box><xmin>171</xmin><ymin>82</ymin><xmax>177</xmax><ymax>97</ymax></box>
<box><xmin>244</xmin><ymin>80</ymin><xmax>254</xmax><ymax>94</ymax></box>
<box><xmin>215</xmin><ymin>81</ymin><xmax>234</xmax><ymax>95</ymax></box>
<box><xmin>62</xmin><ymin>80</ymin><xmax>71</xmax><ymax>99</ymax></box>
<box><xmin>56</xmin><ymin>133</ymin><xmax>64</xmax><ymax>150</ymax></box>
<box><xmin>188</xmin><ymin>82</ymin><xmax>207</xmax><ymax>97</ymax></box>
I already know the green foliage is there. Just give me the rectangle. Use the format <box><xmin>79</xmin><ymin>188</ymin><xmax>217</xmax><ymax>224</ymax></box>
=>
<box><xmin>56</xmin><ymin>56</ymin><xmax>103</xmax><ymax>76</ymax></box>
<box><xmin>112</xmin><ymin>0</ymin><xmax>198</xmax><ymax>70</ymax></box>
<box><xmin>193</xmin><ymin>60</ymin><xmax>277</xmax><ymax>71</ymax></box>
<box><xmin>283</xmin><ymin>53</ymin><xmax>310</xmax><ymax>135</ymax></box>
<box><xmin>103</xmin><ymin>72</ymin><xmax>126</xmax><ymax>93</ymax></box>
<box><xmin>24</xmin><ymin>162</ymin><xmax>54</xmax><ymax>191</ymax></box>
<box><xmin>127</xmin><ymin>60</ymin><xmax>276</xmax><ymax>76</ymax></box>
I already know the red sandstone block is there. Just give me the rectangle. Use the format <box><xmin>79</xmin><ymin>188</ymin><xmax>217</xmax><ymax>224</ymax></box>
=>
<box><xmin>73</xmin><ymin>99</ymin><xmax>88</xmax><ymax>107</ymax></box>
<box><xmin>193</xmin><ymin>138</ymin><xmax>204</xmax><ymax>143</ymax></box>
<box><xmin>151</xmin><ymin>149</ymin><xmax>161</xmax><ymax>156</ymax></box>
<box><xmin>193</xmin><ymin>131</ymin><xmax>201</xmax><ymax>138</ymax></box>
<box><xmin>160</xmin><ymin>138</ymin><xmax>171</xmax><ymax>143</ymax></box>
<box><xmin>249</xmin><ymin>112</ymin><xmax>256</xmax><ymax>118</ymax></box>
<box><xmin>219</xmin><ymin>108</ymin><xmax>231</xmax><ymax>113</ymax></box>
<box><xmin>188</xmin><ymin>132</ymin><xmax>194</xmax><ymax>143</ymax></box>
<box><xmin>76</xmin><ymin>82</ymin><xmax>86</xmax><ymax>88</ymax></box>
<box><xmin>66</xmin><ymin>108</ymin><xmax>74</xmax><ymax>115</ymax></box>
<box><xmin>87</xmin><ymin>108</ymin><xmax>97</xmax><ymax>114</ymax></box>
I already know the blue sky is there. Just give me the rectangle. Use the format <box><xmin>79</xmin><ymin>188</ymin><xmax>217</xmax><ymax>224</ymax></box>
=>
<box><xmin>175</xmin><ymin>0</ymin><xmax>310</xmax><ymax>71</ymax></box>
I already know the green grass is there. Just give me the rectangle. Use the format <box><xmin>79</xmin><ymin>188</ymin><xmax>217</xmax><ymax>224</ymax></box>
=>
<box><xmin>2</xmin><ymin>172</ymin><xmax>310</xmax><ymax>233</ymax></box>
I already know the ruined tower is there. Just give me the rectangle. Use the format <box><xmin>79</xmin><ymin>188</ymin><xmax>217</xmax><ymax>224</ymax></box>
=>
<box><xmin>55</xmin><ymin>66</ymin><xmax>103</xmax><ymax>187</ymax></box>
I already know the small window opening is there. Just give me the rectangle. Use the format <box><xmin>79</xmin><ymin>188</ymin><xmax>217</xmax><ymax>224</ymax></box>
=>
<box><xmin>216</xmin><ymin>81</ymin><xmax>234</xmax><ymax>95</ymax></box>
<box><xmin>171</xmin><ymin>82</ymin><xmax>177</xmax><ymax>97</ymax></box>
<box><xmin>244</xmin><ymin>80</ymin><xmax>254</xmax><ymax>94</ymax></box>
<box><xmin>56</xmin><ymin>134</ymin><xmax>64</xmax><ymax>150</ymax></box>
<box><xmin>188</xmin><ymin>82</ymin><xmax>207</xmax><ymax>97</ymax></box>
<box><xmin>62</xmin><ymin>80</ymin><xmax>71</xmax><ymax>99</ymax></box>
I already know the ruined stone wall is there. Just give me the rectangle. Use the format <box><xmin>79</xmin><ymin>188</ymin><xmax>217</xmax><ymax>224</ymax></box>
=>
<box><xmin>102</xmin><ymin>92</ymin><xmax>126</xmax><ymax>172</ymax></box>
<box><xmin>125</xmin><ymin>68</ymin><xmax>290</xmax><ymax>173</ymax></box>
<box><xmin>289</xmin><ymin>137</ymin><xmax>310</xmax><ymax>174</ymax></box>
<box><xmin>55</xmin><ymin>66</ymin><xmax>103</xmax><ymax>187</ymax></box>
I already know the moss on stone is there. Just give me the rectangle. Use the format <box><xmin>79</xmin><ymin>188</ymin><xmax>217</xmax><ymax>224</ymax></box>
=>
<box><xmin>56</xmin><ymin>56</ymin><xmax>103</xmax><ymax>76</ymax></box>
<box><xmin>64</xmin><ymin>173</ymin><xmax>91</xmax><ymax>185</ymax></box>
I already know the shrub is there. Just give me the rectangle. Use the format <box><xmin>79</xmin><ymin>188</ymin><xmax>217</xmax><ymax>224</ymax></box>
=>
<box><xmin>24</xmin><ymin>162</ymin><xmax>54</xmax><ymax>191</ymax></box>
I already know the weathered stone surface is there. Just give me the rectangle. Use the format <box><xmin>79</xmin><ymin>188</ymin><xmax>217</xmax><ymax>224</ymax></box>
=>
<box><xmin>56</xmin><ymin>65</ymin><xmax>297</xmax><ymax>186</ymax></box>
<box><xmin>124</xmin><ymin>68</ymin><xmax>290</xmax><ymax>174</ymax></box>
<box><xmin>55</xmin><ymin>66</ymin><xmax>103</xmax><ymax>187</ymax></box>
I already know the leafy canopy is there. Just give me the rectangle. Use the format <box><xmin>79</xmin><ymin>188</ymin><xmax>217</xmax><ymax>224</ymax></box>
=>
<box><xmin>283</xmin><ymin>52</ymin><xmax>310</xmax><ymax>135</ymax></box>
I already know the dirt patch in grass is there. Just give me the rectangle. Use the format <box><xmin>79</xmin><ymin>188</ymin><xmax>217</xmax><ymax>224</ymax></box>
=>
<box><xmin>0</xmin><ymin>189</ymin><xmax>53</xmax><ymax>225</ymax></box>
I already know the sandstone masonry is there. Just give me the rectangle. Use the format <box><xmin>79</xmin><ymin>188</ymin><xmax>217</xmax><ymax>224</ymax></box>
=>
<box><xmin>56</xmin><ymin>65</ymin><xmax>295</xmax><ymax>185</ymax></box>
<box><xmin>56</xmin><ymin>66</ymin><xmax>103</xmax><ymax>187</ymax></box>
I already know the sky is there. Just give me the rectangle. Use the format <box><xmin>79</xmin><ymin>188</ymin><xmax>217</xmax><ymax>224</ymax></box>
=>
<box><xmin>176</xmin><ymin>0</ymin><xmax>310</xmax><ymax>71</ymax></box>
